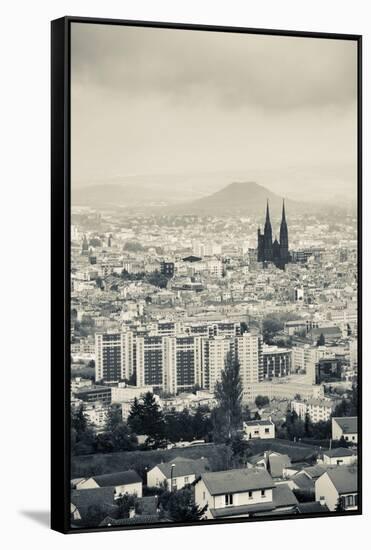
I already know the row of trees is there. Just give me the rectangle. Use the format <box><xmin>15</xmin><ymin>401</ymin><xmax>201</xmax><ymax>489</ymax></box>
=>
<box><xmin>71</xmin><ymin>393</ymin><xmax>213</xmax><ymax>455</ymax></box>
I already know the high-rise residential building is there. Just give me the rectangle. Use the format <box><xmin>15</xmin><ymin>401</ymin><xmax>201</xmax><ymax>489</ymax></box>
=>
<box><xmin>262</xmin><ymin>345</ymin><xmax>292</xmax><ymax>379</ymax></box>
<box><xmin>236</xmin><ymin>332</ymin><xmax>263</xmax><ymax>386</ymax></box>
<box><xmin>95</xmin><ymin>332</ymin><xmax>133</xmax><ymax>383</ymax></box>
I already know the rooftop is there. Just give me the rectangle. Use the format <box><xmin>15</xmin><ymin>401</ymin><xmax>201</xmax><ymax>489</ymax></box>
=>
<box><xmin>92</xmin><ymin>470</ymin><xmax>142</xmax><ymax>487</ymax></box>
<box><xmin>200</xmin><ymin>468</ymin><xmax>275</xmax><ymax>496</ymax></box>
<box><xmin>333</xmin><ymin>416</ymin><xmax>358</xmax><ymax>434</ymax></box>
<box><xmin>325</xmin><ymin>466</ymin><xmax>358</xmax><ymax>494</ymax></box>
<box><xmin>323</xmin><ymin>447</ymin><xmax>355</xmax><ymax>458</ymax></box>
<box><xmin>155</xmin><ymin>457</ymin><xmax>209</xmax><ymax>479</ymax></box>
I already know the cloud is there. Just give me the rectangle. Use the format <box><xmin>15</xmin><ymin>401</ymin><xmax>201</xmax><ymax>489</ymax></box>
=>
<box><xmin>71</xmin><ymin>22</ymin><xmax>357</xmax><ymax>111</ymax></box>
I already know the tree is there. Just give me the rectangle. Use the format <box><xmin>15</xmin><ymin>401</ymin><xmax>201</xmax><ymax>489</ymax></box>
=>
<box><xmin>116</xmin><ymin>493</ymin><xmax>139</xmax><ymax>518</ymax></box>
<box><xmin>231</xmin><ymin>432</ymin><xmax>252</xmax><ymax>466</ymax></box>
<box><xmin>128</xmin><ymin>393</ymin><xmax>165</xmax><ymax>447</ymax></box>
<box><xmin>262</xmin><ymin>318</ymin><xmax>284</xmax><ymax>343</ymax></box>
<box><xmin>242</xmin><ymin>404</ymin><xmax>251</xmax><ymax>422</ymax></box>
<box><xmin>304</xmin><ymin>412</ymin><xmax>312</xmax><ymax>436</ymax></box>
<box><xmin>146</xmin><ymin>271</ymin><xmax>169</xmax><ymax>289</ymax></box>
<box><xmin>127</xmin><ymin>397</ymin><xmax>144</xmax><ymax>434</ymax></box>
<box><xmin>255</xmin><ymin>395</ymin><xmax>270</xmax><ymax>409</ymax></box>
<box><xmin>335</xmin><ymin>497</ymin><xmax>345</xmax><ymax>512</ymax></box>
<box><xmin>72</xmin><ymin>405</ymin><xmax>87</xmax><ymax>434</ymax></box>
<box><xmin>105</xmin><ymin>404</ymin><xmax>123</xmax><ymax>432</ymax></box>
<box><xmin>166</xmin><ymin>487</ymin><xmax>207</xmax><ymax>522</ymax></box>
<box><xmin>317</xmin><ymin>333</ymin><xmax>326</xmax><ymax>346</ymax></box>
<box><xmin>214</xmin><ymin>352</ymin><xmax>243</xmax><ymax>439</ymax></box>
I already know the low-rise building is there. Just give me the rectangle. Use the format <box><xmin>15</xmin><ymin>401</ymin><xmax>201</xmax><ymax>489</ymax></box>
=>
<box><xmin>291</xmin><ymin>399</ymin><xmax>333</xmax><ymax>423</ymax></box>
<box><xmin>243</xmin><ymin>419</ymin><xmax>275</xmax><ymax>440</ymax></box>
<box><xmin>147</xmin><ymin>457</ymin><xmax>209</xmax><ymax>491</ymax></box>
<box><xmin>194</xmin><ymin>468</ymin><xmax>298</xmax><ymax>519</ymax></box>
<box><xmin>76</xmin><ymin>470</ymin><xmax>143</xmax><ymax>498</ymax></box>
<box><xmin>322</xmin><ymin>448</ymin><xmax>357</xmax><ymax>466</ymax></box>
<box><xmin>315</xmin><ymin>466</ymin><xmax>358</xmax><ymax>511</ymax></box>
<box><xmin>332</xmin><ymin>416</ymin><xmax>358</xmax><ymax>443</ymax></box>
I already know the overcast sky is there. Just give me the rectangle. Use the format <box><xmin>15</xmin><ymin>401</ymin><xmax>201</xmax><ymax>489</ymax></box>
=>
<box><xmin>71</xmin><ymin>23</ymin><xmax>357</xmax><ymax>198</ymax></box>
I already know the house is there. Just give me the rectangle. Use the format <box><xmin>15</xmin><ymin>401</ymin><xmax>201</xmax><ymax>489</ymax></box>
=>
<box><xmin>147</xmin><ymin>456</ymin><xmax>209</xmax><ymax>491</ymax></box>
<box><xmin>315</xmin><ymin>465</ymin><xmax>358</xmax><ymax>511</ymax></box>
<box><xmin>76</xmin><ymin>470</ymin><xmax>143</xmax><ymax>498</ymax></box>
<box><xmin>332</xmin><ymin>417</ymin><xmax>358</xmax><ymax>444</ymax></box>
<box><xmin>194</xmin><ymin>468</ymin><xmax>298</xmax><ymax>519</ymax></box>
<box><xmin>247</xmin><ymin>451</ymin><xmax>291</xmax><ymax>480</ymax></box>
<box><xmin>71</xmin><ymin>487</ymin><xmax>117</xmax><ymax>523</ymax></box>
<box><xmin>98</xmin><ymin>495</ymin><xmax>163</xmax><ymax>527</ymax></box>
<box><xmin>322</xmin><ymin>447</ymin><xmax>357</xmax><ymax>466</ymax></box>
<box><xmin>243</xmin><ymin>419</ymin><xmax>275</xmax><ymax>440</ymax></box>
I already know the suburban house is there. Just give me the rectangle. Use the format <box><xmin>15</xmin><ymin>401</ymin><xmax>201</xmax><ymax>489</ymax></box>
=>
<box><xmin>243</xmin><ymin>419</ymin><xmax>275</xmax><ymax>440</ymax></box>
<box><xmin>147</xmin><ymin>456</ymin><xmax>210</xmax><ymax>491</ymax></box>
<box><xmin>332</xmin><ymin>417</ymin><xmax>358</xmax><ymax>443</ymax></box>
<box><xmin>247</xmin><ymin>451</ymin><xmax>292</xmax><ymax>480</ymax></box>
<box><xmin>75</xmin><ymin>470</ymin><xmax>143</xmax><ymax>498</ymax></box>
<box><xmin>322</xmin><ymin>447</ymin><xmax>357</xmax><ymax>466</ymax></box>
<box><xmin>71</xmin><ymin>487</ymin><xmax>117</xmax><ymax>524</ymax></box>
<box><xmin>194</xmin><ymin>468</ymin><xmax>298</xmax><ymax>519</ymax></box>
<box><xmin>315</xmin><ymin>466</ymin><xmax>358</xmax><ymax>511</ymax></box>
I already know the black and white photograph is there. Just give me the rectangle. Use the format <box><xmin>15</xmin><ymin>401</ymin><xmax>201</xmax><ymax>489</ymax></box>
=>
<box><xmin>65</xmin><ymin>19</ymin><xmax>360</xmax><ymax>531</ymax></box>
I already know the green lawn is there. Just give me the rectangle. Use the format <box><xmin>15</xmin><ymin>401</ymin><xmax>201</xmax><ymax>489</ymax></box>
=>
<box><xmin>71</xmin><ymin>443</ymin><xmax>230</xmax><ymax>479</ymax></box>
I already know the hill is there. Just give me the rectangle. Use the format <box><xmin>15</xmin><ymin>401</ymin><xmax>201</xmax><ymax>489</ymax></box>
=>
<box><xmin>168</xmin><ymin>181</ymin><xmax>297</xmax><ymax>216</ymax></box>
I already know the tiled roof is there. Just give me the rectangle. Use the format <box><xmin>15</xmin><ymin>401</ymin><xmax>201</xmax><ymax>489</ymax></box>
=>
<box><xmin>201</xmin><ymin>468</ymin><xmax>275</xmax><ymax>496</ymax></box>
<box><xmin>210</xmin><ymin>501</ymin><xmax>275</xmax><ymax>518</ymax></box>
<box><xmin>268</xmin><ymin>454</ymin><xmax>291</xmax><ymax>478</ymax></box>
<box><xmin>326</xmin><ymin>466</ymin><xmax>357</xmax><ymax>494</ymax></box>
<box><xmin>272</xmin><ymin>484</ymin><xmax>298</xmax><ymax>508</ymax></box>
<box><xmin>323</xmin><ymin>447</ymin><xmax>355</xmax><ymax>458</ymax></box>
<box><xmin>71</xmin><ymin>487</ymin><xmax>117</xmax><ymax>519</ymax></box>
<box><xmin>292</xmin><ymin>472</ymin><xmax>315</xmax><ymax>491</ymax></box>
<box><xmin>296</xmin><ymin>502</ymin><xmax>329</xmax><ymax>514</ymax></box>
<box><xmin>92</xmin><ymin>470</ymin><xmax>142</xmax><ymax>487</ymax></box>
<box><xmin>156</xmin><ymin>457</ymin><xmax>209</xmax><ymax>479</ymax></box>
<box><xmin>302</xmin><ymin>465</ymin><xmax>327</xmax><ymax>480</ymax></box>
<box><xmin>333</xmin><ymin>417</ymin><xmax>357</xmax><ymax>434</ymax></box>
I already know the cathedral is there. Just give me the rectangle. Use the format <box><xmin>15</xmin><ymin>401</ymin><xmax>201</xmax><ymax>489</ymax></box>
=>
<box><xmin>257</xmin><ymin>200</ymin><xmax>290</xmax><ymax>269</ymax></box>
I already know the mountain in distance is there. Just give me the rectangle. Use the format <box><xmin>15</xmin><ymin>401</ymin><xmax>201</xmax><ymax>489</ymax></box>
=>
<box><xmin>167</xmin><ymin>181</ymin><xmax>300</xmax><ymax>216</ymax></box>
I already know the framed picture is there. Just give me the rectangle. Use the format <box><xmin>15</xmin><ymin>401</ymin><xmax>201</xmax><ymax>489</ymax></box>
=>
<box><xmin>51</xmin><ymin>16</ymin><xmax>362</xmax><ymax>533</ymax></box>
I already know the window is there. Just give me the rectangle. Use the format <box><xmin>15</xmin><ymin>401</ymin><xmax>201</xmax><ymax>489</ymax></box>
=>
<box><xmin>248</xmin><ymin>491</ymin><xmax>253</xmax><ymax>499</ymax></box>
<box><xmin>184</xmin><ymin>476</ymin><xmax>189</xmax><ymax>484</ymax></box>
<box><xmin>225</xmin><ymin>493</ymin><xmax>234</xmax><ymax>506</ymax></box>
<box><xmin>336</xmin><ymin>460</ymin><xmax>343</xmax><ymax>465</ymax></box>
<box><xmin>261</xmin><ymin>490</ymin><xmax>266</xmax><ymax>498</ymax></box>
<box><xmin>264</xmin><ymin>428</ymin><xmax>270</xmax><ymax>434</ymax></box>
<box><xmin>203</xmin><ymin>491</ymin><xmax>206</xmax><ymax>501</ymax></box>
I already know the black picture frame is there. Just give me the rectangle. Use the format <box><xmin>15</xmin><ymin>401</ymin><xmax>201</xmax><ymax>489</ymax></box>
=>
<box><xmin>51</xmin><ymin>16</ymin><xmax>362</xmax><ymax>534</ymax></box>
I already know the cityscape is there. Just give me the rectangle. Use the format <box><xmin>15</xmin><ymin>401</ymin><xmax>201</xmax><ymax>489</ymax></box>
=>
<box><xmin>69</xmin><ymin>23</ymin><xmax>359</xmax><ymax>530</ymax></box>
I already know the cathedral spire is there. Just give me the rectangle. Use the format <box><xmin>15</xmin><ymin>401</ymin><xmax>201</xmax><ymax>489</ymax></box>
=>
<box><xmin>265</xmin><ymin>200</ymin><xmax>270</xmax><ymax>224</ymax></box>
<box><xmin>281</xmin><ymin>199</ymin><xmax>286</xmax><ymax>223</ymax></box>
